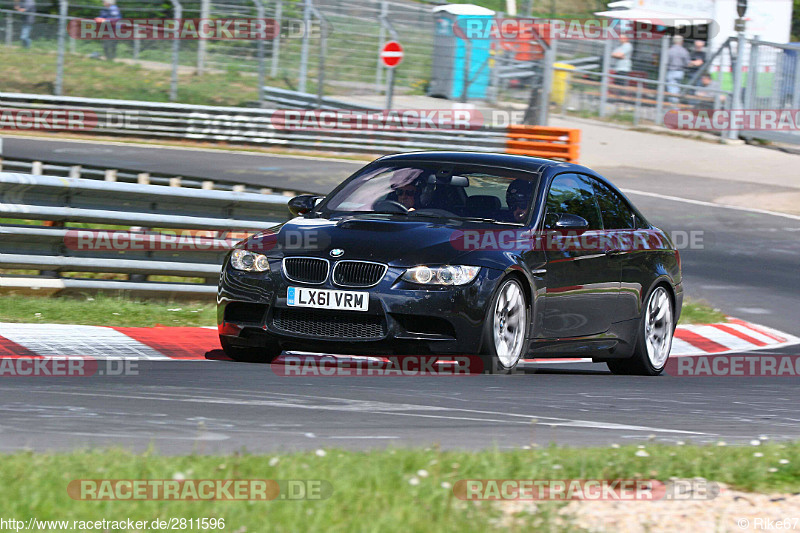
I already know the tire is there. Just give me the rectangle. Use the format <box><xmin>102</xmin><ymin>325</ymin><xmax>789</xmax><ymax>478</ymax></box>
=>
<box><xmin>607</xmin><ymin>285</ymin><xmax>674</xmax><ymax>376</ymax></box>
<box><xmin>479</xmin><ymin>278</ymin><xmax>529</xmax><ymax>375</ymax></box>
<box><xmin>219</xmin><ymin>335</ymin><xmax>282</xmax><ymax>364</ymax></box>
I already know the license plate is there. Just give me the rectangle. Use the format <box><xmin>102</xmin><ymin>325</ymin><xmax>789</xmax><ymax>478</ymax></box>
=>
<box><xmin>287</xmin><ymin>287</ymin><xmax>369</xmax><ymax>312</ymax></box>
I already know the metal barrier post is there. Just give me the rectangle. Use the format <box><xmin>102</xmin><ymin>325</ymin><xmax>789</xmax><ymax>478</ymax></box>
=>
<box><xmin>634</xmin><ymin>81</ymin><xmax>642</xmax><ymax>126</ymax></box>
<box><xmin>55</xmin><ymin>0</ymin><xmax>68</xmax><ymax>96</ymax></box>
<box><xmin>298</xmin><ymin>0</ymin><xmax>311</xmax><ymax>93</ymax></box>
<box><xmin>5</xmin><ymin>12</ymin><xmax>12</xmax><ymax>47</ymax></box>
<box><xmin>308</xmin><ymin>4</ymin><xmax>329</xmax><ymax>109</ymax></box>
<box><xmin>599</xmin><ymin>40</ymin><xmax>611</xmax><ymax>118</ymax></box>
<box><xmin>377</xmin><ymin>10</ymin><xmax>399</xmax><ymax>109</ymax></box>
<box><xmin>133</xmin><ymin>23</ymin><xmax>140</xmax><ymax>59</ymax></box>
<box><xmin>745</xmin><ymin>37</ymin><xmax>759</xmax><ymax>109</ymax></box>
<box><xmin>197</xmin><ymin>0</ymin><xmax>209</xmax><ymax>75</ymax></box>
<box><xmin>270</xmin><ymin>0</ymin><xmax>282</xmax><ymax>78</ymax></box>
<box><xmin>655</xmin><ymin>34</ymin><xmax>669</xmax><ymax>126</ymax></box>
<box><xmin>728</xmin><ymin>31</ymin><xmax>746</xmax><ymax>140</ymax></box>
<box><xmin>538</xmin><ymin>36</ymin><xmax>556</xmax><ymax>125</ymax></box>
<box><xmin>169</xmin><ymin>0</ymin><xmax>182</xmax><ymax>102</ymax></box>
<box><xmin>254</xmin><ymin>0</ymin><xmax>266</xmax><ymax>105</ymax></box>
<box><xmin>375</xmin><ymin>0</ymin><xmax>387</xmax><ymax>92</ymax></box>
<box><xmin>793</xmin><ymin>52</ymin><xmax>800</xmax><ymax>110</ymax></box>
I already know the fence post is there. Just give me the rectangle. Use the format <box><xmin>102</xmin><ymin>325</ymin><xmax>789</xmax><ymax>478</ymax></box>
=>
<box><xmin>314</xmin><ymin>10</ymin><xmax>328</xmax><ymax>109</ymax></box>
<box><xmin>375</xmin><ymin>0</ymin><xmax>387</xmax><ymax>92</ymax></box>
<box><xmin>270</xmin><ymin>0</ymin><xmax>282</xmax><ymax>78</ymax></box>
<box><xmin>655</xmin><ymin>34</ymin><xmax>669</xmax><ymax>126</ymax></box>
<box><xmin>599</xmin><ymin>39</ymin><xmax>611</xmax><ymax>118</ymax></box>
<box><xmin>197</xmin><ymin>0</ymin><xmax>209</xmax><ymax>75</ymax></box>
<box><xmin>728</xmin><ymin>31</ymin><xmax>746</xmax><ymax>140</ymax></box>
<box><xmin>5</xmin><ymin>12</ymin><xmax>12</xmax><ymax>47</ymax></box>
<box><xmin>745</xmin><ymin>37</ymin><xmax>759</xmax><ymax>110</ymax></box>
<box><xmin>254</xmin><ymin>0</ymin><xmax>266</xmax><ymax>106</ymax></box>
<box><xmin>538</xmin><ymin>36</ymin><xmax>556</xmax><ymax>125</ymax></box>
<box><xmin>793</xmin><ymin>51</ymin><xmax>800</xmax><ymax>110</ymax></box>
<box><xmin>54</xmin><ymin>0</ymin><xmax>68</xmax><ymax>96</ymax></box>
<box><xmin>169</xmin><ymin>0</ymin><xmax>182</xmax><ymax>102</ymax></box>
<box><xmin>133</xmin><ymin>24</ymin><xmax>140</xmax><ymax>59</ymax></box>
<box><xmin>298</xmin><ymin>0</ymin><xmax>312</xmax><ymax>93</ymax></box>
<box><xmin>634</xmin><ymin>81</ymin><xmax>642</xmax><ymax>126</ymax></box>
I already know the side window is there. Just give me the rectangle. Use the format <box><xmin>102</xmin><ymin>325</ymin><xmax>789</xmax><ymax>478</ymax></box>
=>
<box><xmin>590</xmin><ymin>178</ymin><xmax>636</xmax><ymax>230</ymax></box>
<box><xmin>544</xmin><ymin>174</ymin><xmax>603</xmax><ymax>230</ymax></box>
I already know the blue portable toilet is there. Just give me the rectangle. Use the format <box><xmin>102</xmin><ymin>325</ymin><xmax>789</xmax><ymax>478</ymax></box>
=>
<box><xmin>428</xmin><ymin>4</ymin><xmax>495</xmax><ymax>100</ymax></box>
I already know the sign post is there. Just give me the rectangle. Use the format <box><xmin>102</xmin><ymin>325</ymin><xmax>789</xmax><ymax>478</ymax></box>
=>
<box><xmin>380</xmin><ymin>41</ymin><xmax>404</xmax><ymax>110</ymax></box>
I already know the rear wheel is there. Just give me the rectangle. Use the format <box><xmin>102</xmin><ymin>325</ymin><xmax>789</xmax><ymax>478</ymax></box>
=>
<box><xmin>607</xmin><ymin>285</ymin><xmax>674</xmax><ymax>376</ymax></box>
<box><xmin>219</xmin><ymin>335</ymin><xmax>282</xmax><ymax>364</ymax></box>
<box><xmin>480</xmin><ymin>278</ymin><xmax>528</xmax><ymax>374</ymax></box>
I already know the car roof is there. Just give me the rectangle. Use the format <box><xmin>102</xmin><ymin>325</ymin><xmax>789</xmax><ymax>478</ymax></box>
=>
<box><xmin>376</xmin><ymin>151</ymin><xmax>599</xmax><ymax>180</ymax></box>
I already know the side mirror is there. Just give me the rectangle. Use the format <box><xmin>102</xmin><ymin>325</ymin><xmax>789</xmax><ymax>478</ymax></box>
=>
<box><xmin>554</xmin><ymin>213</ymin><xmax>589</xmax><ymax>229</ymax></box>
<box><xmin>288</xmin><ymin>194</ymin><xmax>323</xmax><ymax>216</ymax></box>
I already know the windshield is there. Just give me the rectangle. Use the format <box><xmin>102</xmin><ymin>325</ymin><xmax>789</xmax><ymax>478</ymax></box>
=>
<box><xmin>321</xmin><ymin>163</ymin><xmax>539</xmax><ymax>224</ymax></box>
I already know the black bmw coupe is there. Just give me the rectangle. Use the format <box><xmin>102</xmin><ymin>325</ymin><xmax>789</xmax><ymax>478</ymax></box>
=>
<box><xmin>218</xmin><ymin>152</ymin><xmax>682</xmax><ymax>375</ymax></box>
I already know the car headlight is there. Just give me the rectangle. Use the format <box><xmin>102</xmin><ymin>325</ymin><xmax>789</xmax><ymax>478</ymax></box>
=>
<box><xmin>230</xmin><ymin>249</ymin><xmax>270</xmax><ymax>272</ymax></box>
<box><xmin>402</xmin><ymin>265</ymin><xmax>481</xmax><ymax>286</ymax></box>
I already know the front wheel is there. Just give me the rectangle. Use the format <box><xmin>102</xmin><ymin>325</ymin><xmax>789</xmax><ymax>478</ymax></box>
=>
<box><xmin>480</xmin><ymin>278</ymin><xmax>528</xmax><ymax>374</ymax></box>
<box><xmin>607</xmin><ymin>285</ymin><xmax>674</xmax><ymax>376</ymax></box>
<box><xmin>219</xmin><ymin>335</ymin><xmax>282</xmax><ymax>364</ymax></box>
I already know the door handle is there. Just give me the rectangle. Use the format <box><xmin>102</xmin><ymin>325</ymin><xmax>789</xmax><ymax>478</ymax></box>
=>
<box><xmin>605</xmin><ymin>248</ymin><xmax>624</xmax><ymax>256</ymax></box>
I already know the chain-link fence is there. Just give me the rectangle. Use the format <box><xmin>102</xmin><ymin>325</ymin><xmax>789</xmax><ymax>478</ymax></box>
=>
<box><xmin>3</xmin><ymin>1</ymin><xmax>800</xmax><ymax>141</ymax></box>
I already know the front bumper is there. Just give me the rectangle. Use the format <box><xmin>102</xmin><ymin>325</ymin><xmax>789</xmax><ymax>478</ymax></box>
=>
<box><xmin>217</xmin><ymin>257</ymin><xmax>503</xmax><ymax>355</ymax></box>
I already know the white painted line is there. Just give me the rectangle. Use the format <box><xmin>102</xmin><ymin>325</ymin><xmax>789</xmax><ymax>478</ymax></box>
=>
<box><xmin>621</xmin><ymin>188</ymin><xmax>800</xmax><ymax>221</ymax></box>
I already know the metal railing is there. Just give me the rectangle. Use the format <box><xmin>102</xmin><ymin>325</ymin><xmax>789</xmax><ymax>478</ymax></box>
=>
<box><xmin>0</xmin><ymin>92</ymin><xmax>509</xmax><ymax>154</ymax></box>
<box><xmin>0</xmin><ymin>154</ymin><xmax>301</xmax><ymax>196</ymax></box>
<box><xmin>0</xmin><ymin>171</ymin><xmax>290</xmax><ymax>297</ymax></box>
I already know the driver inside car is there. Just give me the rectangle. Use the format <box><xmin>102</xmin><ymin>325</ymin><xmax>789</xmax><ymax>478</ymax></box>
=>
<box><xmin>506</xmin><ymin>178</ymin><xmax>533</xmax><ymax>222</ymax></box>
<box><xmin>395</xmin><ymin>184</ymin><xmax>417</xmax><ymax>211</ymax></box>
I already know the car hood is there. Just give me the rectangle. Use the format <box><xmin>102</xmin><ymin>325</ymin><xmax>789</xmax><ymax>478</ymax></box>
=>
<box><xmin>241</xmin><ymin>215</ymin><xmax>517</xmax><ymax>268</ymax></box>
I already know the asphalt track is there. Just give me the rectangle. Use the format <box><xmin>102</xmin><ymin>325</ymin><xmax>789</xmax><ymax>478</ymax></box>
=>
<box><xmin>1</xmin><ymin>136</ymin><xmax>799</xmax><ymax>453</ymax></box>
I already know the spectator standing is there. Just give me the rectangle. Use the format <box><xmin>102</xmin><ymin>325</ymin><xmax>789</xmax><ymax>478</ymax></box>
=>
<box><xmin>96</xmin><ymin>0</ymin><xmax>121</xmax><ymax>61</ymax></box>
<box><xmin>611</xmin><ymin>34</ymin><xmax>633</xmax><ymax>78</ymax></box>
<box><xmin>666</xmin><ymin>35</ymin><xmax>690</xmax><ymax>103</ymax></box>
<box><xmin>687</xmin><ymin>40</ymin><xmax>707</xmax><ymax>84</ymax></box>
<box><xmin>15</xmin><ymin>0</ymin><xmax>35</xmax><ymax>49</ymax></box>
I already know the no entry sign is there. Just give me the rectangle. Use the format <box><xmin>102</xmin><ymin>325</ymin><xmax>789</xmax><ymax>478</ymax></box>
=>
<box><xmin>380</xmin><ymin>41</ymin><xmax>404</xmax><ymax>68</ymax></box>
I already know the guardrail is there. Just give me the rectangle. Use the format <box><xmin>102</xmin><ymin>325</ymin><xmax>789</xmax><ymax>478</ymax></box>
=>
<box><xmin>0</xmin><ymin>155</ymin><xmax>301</xmax><ymax>196</ymax></box>
<box><xmin>0</xmin><ymin>92</ymin><xmax>581</xmax><ymax>161</ymax></box>
<box><xmin>0</xmin><ymin>172</ymin><xmax>290</xmax><ymax>298</ymax></box>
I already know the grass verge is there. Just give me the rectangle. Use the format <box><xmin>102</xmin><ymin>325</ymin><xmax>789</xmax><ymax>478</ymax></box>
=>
<box><xmin>679</xmin><ymin>300</ymin><xmax>727</xmax><ymax>324</ymax></box>
<box><xmin>1</xmin><ymin>443</ymin><xmax>797</xmax><ymax>532</ymax></box>
<box><xmin>0</xmin><ymin>294</ymin><xmax>216</xmax><ymax>327</ymax></box>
